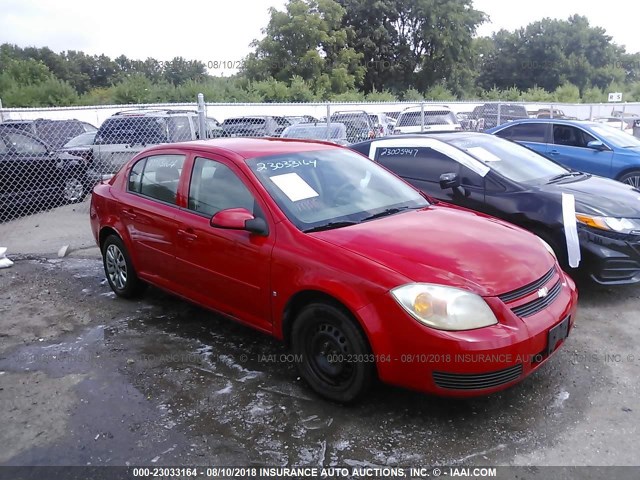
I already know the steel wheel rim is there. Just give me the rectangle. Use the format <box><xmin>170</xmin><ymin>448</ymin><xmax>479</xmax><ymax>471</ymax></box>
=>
<box><xmin>304</xmin><ymin>322</ymin><xmax>354</xmax><ymax>388</ymax></box>
<box><xmin>63</xmin><ymin>178</ymin><xmax>84</xmax><ymax>202</ymax></box>
<box><xmin>624</xmin><ymin>175</ymin><xmax>640</xmax><ymax>188</ymax></box>
<box><xmin>105</xmin><ymin>244</ymin><xmax>127</xmax><ymax>290</ymax></box>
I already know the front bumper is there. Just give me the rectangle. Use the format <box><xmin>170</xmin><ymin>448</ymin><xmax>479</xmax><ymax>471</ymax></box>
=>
<box><xmin>356</xmin><ymin>269</ymin><xmax>578</xmax><ymax>397</ymax></box>
<box><xmin>578</xmin><ymin>226</ymin><xmax>640</xmax><ymax>284</ymax></box>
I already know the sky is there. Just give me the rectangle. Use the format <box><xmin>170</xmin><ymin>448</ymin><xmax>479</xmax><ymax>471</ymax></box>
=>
<box><xmin>0</xmin><ymin>0</ymin><xmax>638</xmax><ymax>77</ymax></box>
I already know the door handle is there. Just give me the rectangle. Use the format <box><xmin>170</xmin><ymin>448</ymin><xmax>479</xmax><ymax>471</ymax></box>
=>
<box><xmin>549</xmin><ymin>150</ymin><xmax>559</xmax><ymax>155</ymax></box>
<box><xmin>121</xmin><ymin>208</ymin><xmax>136</xmax><ymax>220</ymax></box>
<box><xmin>177</xmin><ymin>229</ymin><xmax>198</xmax><ymax>241</ymax></box>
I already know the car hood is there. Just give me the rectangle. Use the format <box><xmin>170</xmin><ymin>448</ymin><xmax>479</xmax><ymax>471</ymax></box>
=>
<box><xmin>537</xmin><ymin>175</ymin><xmax>640</xmax><ymax>217</ymax></box>
<box><xmin>312</xmin><ymin>204</ymin><xmax>555</xmax><ymax>297</ymax></box>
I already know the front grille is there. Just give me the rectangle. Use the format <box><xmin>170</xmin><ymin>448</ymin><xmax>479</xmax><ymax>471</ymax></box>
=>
<box><xmin>433</xmin><ymin>364</ymin><xmax>523</xmax><ymax>390</ymax></box>
<box><xmin>498</xmin><ymin>266</ymin><xmax>556</xmax><ymax>303</ymax></box>
<box><xmin>510</xmin><ymin>280</ymin><xmax>562</xmax><ymax>318</ymax></box>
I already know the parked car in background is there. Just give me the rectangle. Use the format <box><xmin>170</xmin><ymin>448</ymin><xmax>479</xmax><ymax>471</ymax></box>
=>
<box><xmin>329</xmin><ymin>110</ymin><xmax>377</xmax><ymax>143</ymax></box>
<box><xmin>470</xmin><ymin>103</ymin><xmax>529</xmax><ymax>130</ymax></box>
<box><xmin>487</xmin><ymin>118</ymin><xmax>640</xmax><ymax>187</ymax></box>
<box><xmin>393</xmin><ymin>106</ymin><xmax>461</xmax><ymax>134</ymax></box>
<box><xmin>456</xmin><ymin>111</ymin><xmax>477</xmax><ymax>131</ymax></box>
<box><xmin>93</xmin><ymin>109</ymin><xmax>221</xmax><ymax>178</ymax></box>
<box><xmin>352</xmin><ymin>133</ymin><xmax>640</xmax><ymax>285</ymax></box>
<box><xmin>593</xmin><ymin>117</ymin><xmax>634</xmax><ymax>135</ymax></box>
<box><xmin>90</xmin><ymin>137</ymin><xmax>576</xmax><ymax>402</ymax></box>
<box><xmin>0</xmin><ymin>129</ymin><xmax>81</xmax><ymax>218</ymax></box>
<box><xmin>280</xmin><ymin>122</ymin><xmax>348</xmax><ymax>145</ymax></box>
<box><xmin>368</xmin><ymin>113</ymin><xmax>393</xmax><ymax>136</ymax></box>
<box><xmin>0</xmin><ymin>119</ymin><xmax>95</xmax><ymax>149</ymax></box>
<box><xmin>55</xmin><ymin>131</ymin><xmax>97</xmax><ymax>202</ymax></box>
<box><xmin>534</xmin><ymin>108</ymin><xmax>575</xmax><ymax>119</ymax></box>
<box><xmin>284</xmin><ymin>115</ymin><xmax>320</xmax><ymax>125</ymax></box>
<box><xmin>221</xmin><ymin>116</ymin><xmax>281</xmax><ymax>138</ymax></box>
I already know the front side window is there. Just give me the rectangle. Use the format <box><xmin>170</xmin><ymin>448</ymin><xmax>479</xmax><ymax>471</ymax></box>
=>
<box><xmin>3</xmin><ymin>132</ymin><xmax>47</xmax><ymax>154</ymax></box>
<box><xmin>134</xmin><ymin>154</ymin><xmax>185</xmax><ymax>204</ymax></box>
<box><xmin>188</xmin><ymin>157</ymin><xmax>256</xmax><ymax>217</ymax></box>
<box><xmin>246</xmin><ymin>148</ymin><xmax>428</xmax><ymax>232</ymax></box>
<box><xmin>552</xmin><ymin>125</ymin><xmax>596</xmax><ymax>148</ymax></box>
<box><xmin>168</xmin><ymin>116</ymin><xmax>192</xmax><ymax>142</ymax></box>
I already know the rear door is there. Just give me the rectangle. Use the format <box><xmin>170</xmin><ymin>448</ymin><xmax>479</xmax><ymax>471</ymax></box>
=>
<box><xmin>120</xmin><ymin>153</ymin><xmax>185</xmax><ymax>284</ymax></box>
<box><xmin>493</xmin><ymin>122</ymin><xmax>550</xmax><ymax>155</ymax></box>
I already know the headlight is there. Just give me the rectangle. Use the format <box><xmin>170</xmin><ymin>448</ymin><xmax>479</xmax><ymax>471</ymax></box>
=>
<box><xmin>390</xmin><ymin>283</ymin><xmax>498</xmax><ymax>331</ymax></box>
<box><xmin>538</xmin><ymin>237</ymin><xmax>557</xmax><ymax>258</ymax></box>
<box><xmin>575</xmin><ymin>214</ymin><xmax>640</xmax><ymax>235</ymax></box>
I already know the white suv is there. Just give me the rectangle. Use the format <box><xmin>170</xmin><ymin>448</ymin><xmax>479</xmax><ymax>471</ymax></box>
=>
<box><xmin>393</xmin><ymin>106</ymin><xmax>461</xmax><ymax>134</ymax></box>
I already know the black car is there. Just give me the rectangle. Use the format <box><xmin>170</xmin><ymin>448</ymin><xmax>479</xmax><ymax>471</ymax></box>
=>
<box><xmin>350</xmin><ymin>133</ymin><xmax>640</xmax><ymax>285</ymax></box>
<box><xmin>0</xmin><ymin>130</ymin><xmax>81</xmax><ymax>219</ymax></box>
<box><xmin>55</xmin><ymin>131</ymin><xmax>97</xmax><ymax>203</ymax></box>
<box><xmin>470</xmin><ymin>103</ymin><xmax>529</xmax><ymax>131</ymax></box>
<box><xmin>0</xmin><ymin>119</ymin><xmax>96</xmax><ymax>149</ymax></box>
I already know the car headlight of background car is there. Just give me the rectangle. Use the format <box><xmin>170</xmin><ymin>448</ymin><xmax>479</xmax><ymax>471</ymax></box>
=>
<box><xmin>576</xmin><ymin>214</ymin><xmax>640</xmax><ymax>235</ymax></box>
<box><xmin>391</xmin><ymin>283</ymin><xmax>498</xmax><ymax>331</ymax></box>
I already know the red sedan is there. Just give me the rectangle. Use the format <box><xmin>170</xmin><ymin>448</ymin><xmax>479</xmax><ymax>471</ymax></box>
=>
<box><xmin>90</xmin><ymin>138</ymin><xmax>577</xmax><ymax>403</ymax></box>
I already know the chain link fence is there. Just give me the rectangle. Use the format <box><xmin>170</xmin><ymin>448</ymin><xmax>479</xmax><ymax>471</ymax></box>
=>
<box><xmin>1</xmin><ymin>96</ymin><xmax>640</xmax><ymax>223</ymax></box>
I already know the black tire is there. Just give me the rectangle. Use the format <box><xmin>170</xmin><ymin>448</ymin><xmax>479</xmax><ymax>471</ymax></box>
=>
<box><xmin>618</xmin><ymin>170</ymin><xmax>640</xmax><ymax>188</ymax></box>
<box><xmin>291</xmin><ymin>302</ymin><xmax>375</xmax><ymax>403</ymax></box>
<box><xmin>101</xmin><ymin>235</ymin><xmax>146</xmax><ymax>298</ymax></box>
<box><xmin>62</xmin><ymin>175</ymin><xmax>87</xmax><ymax>203</ymax></box>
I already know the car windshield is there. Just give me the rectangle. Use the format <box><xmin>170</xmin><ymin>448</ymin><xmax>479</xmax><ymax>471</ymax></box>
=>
<box><xmin>397</xmin><ymin>111</ymin><xmax>457</xmax><ymax>127</ymax></box>
<box><xmin>281</xmin><ymin>124</ymin><xmax>346</xmax><ymax>140</ymax></box>
<box><xmin>590</xmin><ymin>125</ymin><xmax>640</xmax><ymax>148</ymax></box>
<box><xmin>63</xmin><ymin>131</ymin><xmax>96</xmax><ymax>147</ymax></box>
<box><xmin>96</xmin><ymin>117</ymin><xmax>168</xmax><ymax>144</ymax></box>
<box><xmin>448</xmin><ymin>135</ymin><xmax>568</xmax><ymax>184</ymax></box>
<box><xmin>246</xmin><ymin>149</ymin><xmax>428</xmax><ymax>231</ymax></box>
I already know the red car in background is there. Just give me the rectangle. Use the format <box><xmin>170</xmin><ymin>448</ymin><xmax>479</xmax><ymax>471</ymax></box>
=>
<box><xmin>90</xmin><ymin>138</ymin><xmax>577</xmax><ymax>403</ymax></box>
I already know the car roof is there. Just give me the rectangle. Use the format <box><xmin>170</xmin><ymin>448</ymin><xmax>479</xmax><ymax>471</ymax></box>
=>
<box><xmin>400</xmin><ymin>105</ymin><xmax>453</xmax><ymax>112</ymax></box>
<box><xmin>141</xmin><ymin>137</ymin><xmax>339</xmax><ymax>160</ymax></box>
<box><xmin>493</xmin><ymin>118</ymin><xmax>599</xmax><ymax>127</ymax></box>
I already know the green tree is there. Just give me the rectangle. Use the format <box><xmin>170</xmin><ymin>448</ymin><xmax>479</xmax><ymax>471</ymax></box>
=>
<box><xmin>242</xmin><ymin>0</ymin><xmax>364</xmax><ymax>96</ymax></box>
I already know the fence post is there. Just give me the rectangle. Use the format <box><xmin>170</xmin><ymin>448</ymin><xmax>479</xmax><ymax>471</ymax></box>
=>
<box><xmin>0</xmin><ymin>98</ymin><xmax>4</xmax><ymax>122</ymax></box>
<box><xmin>496</xmin><ymin>101</ymin><xmax>501</xmax><ymax>127</ymax></box>
<box><xmin>197</xmin><ymin>93</ymin><xmax>206</xmax><ymax>139</ymax></box>
<box><xmin>589</xmin><ymin>105</ymin><xmax>593</xmax><ymax>121</ymax></box>
<box><xmin>420</xmin><ymin>101</ymin><xmax>425</xmax><ymax>133</ymax></box>
<box><xmin>326</xmin><ymin>103</ymin><xmax>331</xmax><ymax>141</ymax></box>
<box><xmin>549</xmin><ymin>103</ymin><xmax>554</xmax><ymax>119</ymax></box>
<box><xmin>622</xmin><ymin>103</ymin><xmax>627</xmax><ymax>130</ymax></box>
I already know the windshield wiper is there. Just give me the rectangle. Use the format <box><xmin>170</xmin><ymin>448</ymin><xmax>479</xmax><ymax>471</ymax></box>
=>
<box><xmin>547</xmin><ymin>171</ymin><xmax>585</xmax><ymax>183</ymax></box>
<box><xmin>360</xmin><ymin>206</ymin><xmax>416</xmax><ymax>222</ymax></box>
<box><xmin>303</xmin><ymin>221</ymin><xmax>358</xmax><ymax>233</ymax></box>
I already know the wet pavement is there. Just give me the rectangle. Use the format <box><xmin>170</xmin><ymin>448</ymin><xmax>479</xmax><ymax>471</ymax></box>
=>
<box><xmin>1</xmin><ymin>257</ymin><xmax>639</xmax><ymax>468</ymax></box>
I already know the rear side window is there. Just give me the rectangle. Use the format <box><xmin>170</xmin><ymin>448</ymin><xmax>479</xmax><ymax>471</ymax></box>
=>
<box><xmin>167</xmin><ymin>116</ymin><xmax>192</xmax><ymax>142</ymax></box>
<box><xmin>36</xmin><ymin>121</ymin><xmax>85</xmax><ymax>148</ymax></box>
<box><xmin>96</xmin><ymin>117</ymin><xmax>168</xmax><ymax>145</ymax></box>
<box><xmin>131</xmin><ymin>154</ymin><xmax>185</xmax><ymax>204</ymax></box>
<box><xmin>376</xmin><ymin>146</ymin><xmax>459</xmax><ymax>180</ymax></box>
<box><xmin>497</xmin><ymin>123</ymin><xmax>547</xmax><ymax>143</ymax></box>
<box><xmin>3</xmin><ymin>132</ymin><xmax>47</xmax><ymax>154</ymax></box>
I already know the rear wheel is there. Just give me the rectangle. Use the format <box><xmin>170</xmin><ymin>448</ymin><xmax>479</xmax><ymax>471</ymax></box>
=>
<box><xmin>291</xmin><ymin>302</ymin><xmax>375</xmax><ymax>403</ymax></box>
<box><xmin>618</xmin><ymin>170</ymin><xmax>640</xmax><ymax>188</ymax></box>
<box><xmin>102</xmin><ymin>235</ymin><xmax>146</xmax><ymax>298</ymax></box>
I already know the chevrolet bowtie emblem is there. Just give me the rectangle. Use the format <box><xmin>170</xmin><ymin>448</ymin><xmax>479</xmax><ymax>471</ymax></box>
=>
<box><xmin>537</xmin><ymin>287</ymin><xmax>549</xmax><ymax>298</ymax></box>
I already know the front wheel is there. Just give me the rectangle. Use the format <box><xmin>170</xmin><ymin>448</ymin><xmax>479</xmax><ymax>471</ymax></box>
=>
<box><xmin>291</xmin><ymin>302</ymin><xmax>375</xmax><ymax>403</ymax></box>
<box><xmin>618</xmin><ymin>170</ymin><xmax>640</xmax><ymax>188</ymax></box>
<box><xmin>62</xmin><ymin>175</ymin><xmax>86</xmax><ymax>203</ymax></box>
<box><xmin>102</xmin><ymin>235</ymin><xmax>146</xmax><ymax>298</ymax></box>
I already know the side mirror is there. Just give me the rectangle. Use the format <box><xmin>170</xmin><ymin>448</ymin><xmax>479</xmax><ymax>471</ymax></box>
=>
<box><xmin>210</xmin><ymin>208</ymin><xmax>269</xmax><ymax>235</ymax></box>
<box><xmin>587</xmin><ymin>140</ymin><xmax>608</xmax><ymax>151</ymax></box>
<box><xmin>439</xmin><ymin>172</ymin><xmax>460</xmax><ymax>190</ymax></box>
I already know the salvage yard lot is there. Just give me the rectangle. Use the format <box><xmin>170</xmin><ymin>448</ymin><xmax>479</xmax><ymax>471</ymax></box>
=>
<box><xmin>1</xmin><ymin>205</ymin><xmax>640</xmax><ymax>466</ymax></box>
